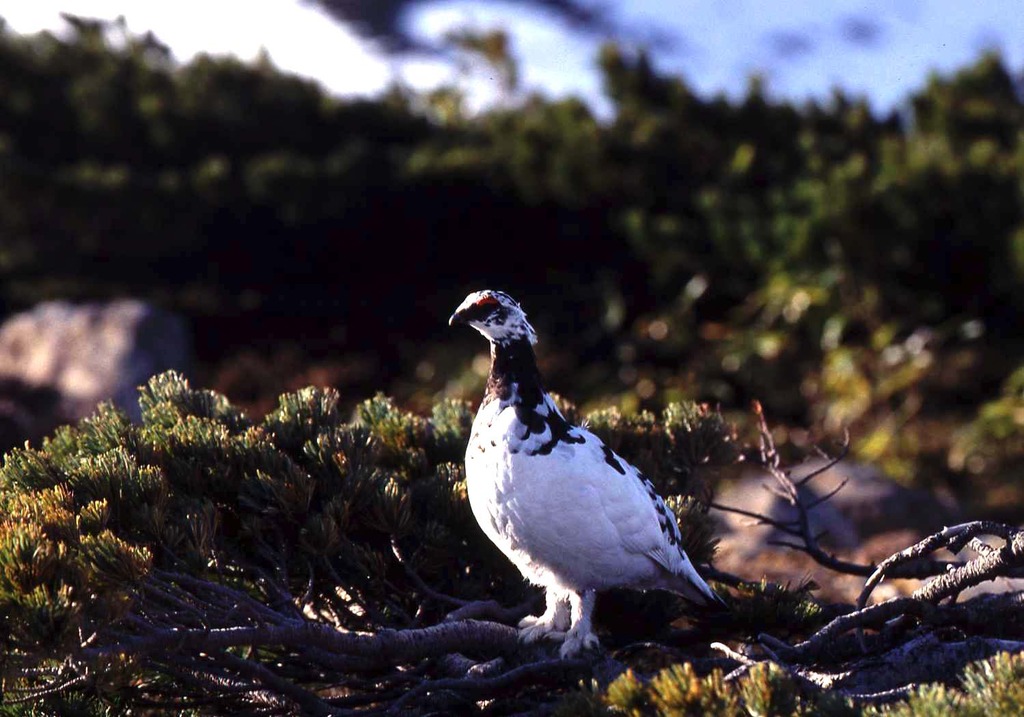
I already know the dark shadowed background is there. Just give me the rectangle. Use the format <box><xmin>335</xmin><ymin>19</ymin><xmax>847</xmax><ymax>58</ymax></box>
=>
<box><xmin>0</xmin><ymin>1</ymin><xmax>1023</xmax><ymax>520</ymax></box>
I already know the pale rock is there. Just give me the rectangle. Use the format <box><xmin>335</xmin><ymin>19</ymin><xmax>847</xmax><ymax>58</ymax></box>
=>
<box><xmin>0</xmin><ymin>300</ymin><xmax>191</xmax><ymax>423</ymax></box>
<box><xmin>714</xmin><ymin>458</ymin><xmax>960</xmax><ymax>559</ymax></box>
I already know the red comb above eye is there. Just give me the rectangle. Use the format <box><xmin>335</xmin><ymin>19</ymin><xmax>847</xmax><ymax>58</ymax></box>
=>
<box><xmin>475</xmin><ymin>296</ymin><xmax>500</xmax><ymax>307</ymax></box>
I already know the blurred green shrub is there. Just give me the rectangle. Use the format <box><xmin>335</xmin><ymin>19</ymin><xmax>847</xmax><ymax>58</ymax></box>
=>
<box><xmin>2</xmin><ymin>19</ymin><xmax>1024</xmax><ymax>503</ymax></box>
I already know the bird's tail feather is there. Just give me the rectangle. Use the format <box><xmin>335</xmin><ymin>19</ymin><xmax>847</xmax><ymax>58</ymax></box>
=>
<box><xmin>664</xmin><ymin>569</ymin><xmax>727</xmax><ymax>611</ymax></box>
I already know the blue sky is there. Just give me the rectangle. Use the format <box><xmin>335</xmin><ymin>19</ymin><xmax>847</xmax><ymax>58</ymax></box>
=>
<box><xmin>4</xmin><ymin>1</ymin><xmax>1023</xmax><ymax>114</ymax></box>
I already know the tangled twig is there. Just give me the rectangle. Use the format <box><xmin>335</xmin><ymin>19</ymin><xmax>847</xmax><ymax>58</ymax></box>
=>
<box><xmin>705</xmin><ymin>405</ymin><xmax>1024</xmax><ymax>702</ymax></box>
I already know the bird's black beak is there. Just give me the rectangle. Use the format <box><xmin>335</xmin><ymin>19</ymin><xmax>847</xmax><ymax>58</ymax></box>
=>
<box><xmin>450</xmin><ymin>297</ymin><xmax>495</xmax><ymax>326</ymax></box>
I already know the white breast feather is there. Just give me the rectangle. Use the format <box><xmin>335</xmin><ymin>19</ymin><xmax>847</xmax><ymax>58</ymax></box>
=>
<box><xmin>466</xmin><ymin>401</ymin><xmax>700</xmax><ymax>594</ymax></box>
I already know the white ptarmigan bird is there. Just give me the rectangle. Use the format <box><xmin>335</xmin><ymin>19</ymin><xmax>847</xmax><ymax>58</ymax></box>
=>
<box><xmin>449</xmin><ymin>290</ymin><xmax>725</xmax><ymax>657</ymax></box>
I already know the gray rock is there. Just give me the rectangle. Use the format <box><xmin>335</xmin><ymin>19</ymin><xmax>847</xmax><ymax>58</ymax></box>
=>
<box><xmin>0</xmin><ymin>300</ymin><xmax>191</xmax><ymax>423</ymax></box>
<box><xmin>714</xmin><ymin>458</ymin><xmax>960</xmax><ymax>558</ymax></box>
<box><xmin>798</xmin><ymin>458</ymin><xmax>961</xmax><ymax>537</ymax></box>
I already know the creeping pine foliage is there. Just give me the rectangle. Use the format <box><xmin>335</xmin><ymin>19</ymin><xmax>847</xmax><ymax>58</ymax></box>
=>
<box><xmin>866</xmin><ymin>651</ymin><xmax>1024</xmax><ymax>717</ymax></box>
<box><xmin>559</xmin><ymin>652</ymin><xmax>1024</xmax><ymax>717</ymax></box>
<box><xmin>585</xmin><ymin>402</ymin><xmax>738</xmax><ymax>498</ymax></box>
<box><xmin>0</xmin><ymin>371</ymin><xmax>737</xmax><ymax>712</ymax></box>
<box><xmin>562</xmin><ymin>660</ymin><xmax>854</xmax><ymax>717</ymax></box>
<box><xmin>728</xmin><ymin>578</ymin><xmax>827</xmax><ymax>640</ymax></box>
<box><xmin>8</xmin><ymin>372</ymin><xmax>1024</xmax><ymax>715</ymax></box>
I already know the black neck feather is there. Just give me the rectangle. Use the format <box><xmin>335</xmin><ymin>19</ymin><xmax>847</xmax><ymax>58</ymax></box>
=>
<box><xmin>484</xmin><ymin>338</ymin><xmax>545</xmax><ymax>409</ymax></box>
<box><xmin>481</xmin><ymin>338</ymin><xmax>585</xmax><ymax>455</ymax></box>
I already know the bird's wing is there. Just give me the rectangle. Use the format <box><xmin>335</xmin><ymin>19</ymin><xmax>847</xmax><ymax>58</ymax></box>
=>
<box><xmin>575</xmin><ymin>432</ymin><xmax>683</xmax><ymax>567</ymax></box>
<box><xmin>497</xmin><ymin>401</ymin><xmax>718</xmax><ymax>601</ymax></box>
<box><xmin>565</xmin><ymin>428</ymin><xmax>720</xmax><ymax>604</ymax></box>
<box><xmin>500</xmin><ymin>427</ymin><xmax>667</xmax><ymax>563</ymax></box>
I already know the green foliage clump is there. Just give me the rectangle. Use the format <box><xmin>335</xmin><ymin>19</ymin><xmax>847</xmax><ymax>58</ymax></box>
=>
<box><xmin>429</xmin><ymin>397</ymin><xmax>476</xmax><ymax>465</ymax></box>
<box><xmin>737</xmin><ymin>663</ymin><xmax>806</xmax><ymax>717</ymax></box>
<box><xmin>609</xmin><ymin>665</ymin><xmax>722</xmax><ymax>715</ymax></box>
<box><xmin>262</xmin><ymin>385</ymin><xmax>341</xmax><ymax>451</ymax></box>
<box><xmin>585</xmin><ymin>402</ymin><xmax>738</xmax><ymax>493</ymax></box>
<box><xmin>567</xmin><ymin>662</ymin><xmax>817</xmax><ymax>716</ymax></box>
<box><xmin>567</xmin><ymin>649</ymin><xmax>1024</xmax><ymax>717</ymax></box>
<box><xmin>356</xmin><ymin>393</ymin><xmax>431</xmax><ymax>476</ymax></box>
<box><xmin>665</xmin><ymin>494</ymin><xmax>719</xmax><ymax>567</ymax></box>
<box><xmin>872</xmin><ymin>685</ymin><xmax>961</xmax><ymax>717</ymax></box>
<box><xmin>0</xmin><ymin>404</ymin><xmax>157</xmax><ymax>654</ymax></box>
<box><xmin>0</xmin><ymin>486</ymin><xmax>151</xmax><ymax>649</ymax></box>
<box><xmin>949</xmin><ymin>366</ymin><xmax>1024</xmax><ymax>513</ymax></box>
<box><xmin>868</xmin><ymin>651</ymin><xmax>1024</xmax><ymax>716</ymax></box>
<box><xmin>139</xmin><ymin>371</ymin><xmax>249</xmax><ymax>430</ymax></box>
<box><xmin>597</xmin><ymin>665</ymin><xmax>738</xmax><ymax>716</ymax></box>
<box><xmin>645</xmin><ymin>663</ymin><xmax>741</xmax><ymax>716</ymax></box>
<box><xmin>728</xmin><ymin>579</ymin><xmax>827</xmax><ymax>640</ymax></box>
<box><xmin>584</xmin><ymin>400</ymin><xmax>735</xmax><ymax>567</ymax></box>
<box><xmin>0</xmin><ymin>371</ymin><xmax>743</xmax><ymax>710</ymax></box>
<box><xmin>563</xmin><ymin>651</ymin><xmax>1024</xmax><ymax>717</ymax></box>
<box><xmin>0</xmin><ymin>373</ymin><xmax>510</xmax><ymax>697</ymax></box>
<box><xmin>9</xmin><ymin>373</ymin><xmax>1024</xmax><ymax>716</ymax></box>
<box><xmin>959</xmin><ymin>650</ymin><xmax>1024</xmax><ymax>714</ymax></box>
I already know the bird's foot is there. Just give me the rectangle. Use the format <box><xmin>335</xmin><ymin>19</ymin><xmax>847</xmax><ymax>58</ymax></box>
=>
<box><xmin>558</xmin><ymin>627</ymin><xmax>600</xmax><ymax>658</ymax></box>
<box><xmin>518</xmin><ymin>613</ymin><xmax>568</xmax><ymax>644</ymax></box>
<box><xmin>518</xmin><ymin>594</ymin><xmax>571</xmax><ymax>643</ymax></box>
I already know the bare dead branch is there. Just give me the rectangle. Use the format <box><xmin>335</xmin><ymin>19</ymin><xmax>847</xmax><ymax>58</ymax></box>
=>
<box><xmin>805</xmin><ymin>477</ymin><xmax>848</xmax><ymax>510</ymax></box>
<box><xmin>85</xmin><ymin>618</ymin><xmax>520</xmax><ymax>669</ymax></box>
<box><xmin>1</xmin><ymin>671</ymin><xmax>90</xmax><ymax>705</ymax></box>
<box><xmin>857</xmin><ymin>522</ymin><xmax>1021</xmax><ymax>611</ymax></box>
<box><xmin>839</xmin><ymin>685</ymin><xmax>915</xmax><ymax>704</ymax></box>
<box><xmin>770</xmin><ymin>596</ymin><xmax>931</xmax><ymax>662</ymax></box>
<box><xmin>442</xmin><ymin>596</ymin><xmax>537</xmax><ymax>624</ymax></box>
<box><xmin>384</xmin><ymin>657</ymin><xmax>590</xmax><ymax>715</ymax></box>
<box><xmin>716</xmin><ymin>411</ymin><xmax>975</xmax><ymax>594</ymax></box>
<box><xmin>914</xmin><ymin>532</ymin><xmax>1024</xmax><ymax>604</ymax></box>
<box><xmin>793</xmin><ymin>431</ymin><xmax>849</xmax><ymax>487</ymax></box>
<box><xmin>712</xmin><ymin>413</ymin><xmax>882</xmax><ymax>580</ymax></box>
<box><xmin>218</xmin><ymin>651</ymin><xmax>340</xmax><ymax>716</ymax></box>
<box><xmin>708</xmin><ymin>500</ymin><xmax>801</xmax><ymax>534</ymax></box>
<box><xmin>390</xmin><ymin>537</ymin><xmax>469</xmax><ymax>609</ymax></box>
<box><xmin>711</xmin><ymin>641</ymin><xmax>756</xmax><ymax>666</ymax></box>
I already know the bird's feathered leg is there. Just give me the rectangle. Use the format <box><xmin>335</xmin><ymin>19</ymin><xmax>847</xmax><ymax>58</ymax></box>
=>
<box><xmin>519</xmin><ymin>589</ymin><xmax>570</xmax><ymax>643</ymax></box>
<box><xmin>559</xmin><ymin>590</ymin><xmax>599</xmax><ymax>657</ymax></box>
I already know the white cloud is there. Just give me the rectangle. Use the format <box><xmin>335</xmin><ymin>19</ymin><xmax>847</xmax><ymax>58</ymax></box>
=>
<box><xmin>2</xmin><ymin>0</ymin><xmax>394</xmax><ymax>97</ymax></box>
<box><xmin>4</xmin><ymin>0</ymin><xmax>1024</xmax><ymax>112</ymax></box>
